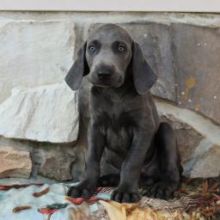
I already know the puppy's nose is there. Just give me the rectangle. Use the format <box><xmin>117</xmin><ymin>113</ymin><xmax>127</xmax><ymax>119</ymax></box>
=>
<box><xmin>97</xmin><ymin>71</ymin><xmax>111</xmax><ymax>79</ymax></box>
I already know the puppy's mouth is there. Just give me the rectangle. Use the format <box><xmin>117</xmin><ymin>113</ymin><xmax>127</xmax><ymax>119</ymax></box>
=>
<box><xmin>90</xmin><ymin>75</ymin><xmax>123</xmax><ymax>88</ymax></box>
<box><xmin>92</xmin><ymin>79</ymin><xmax>113</xmax><ymax>88</ymax></box>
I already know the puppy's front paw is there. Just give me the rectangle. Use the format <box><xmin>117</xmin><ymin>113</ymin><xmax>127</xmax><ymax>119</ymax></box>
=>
<box><xmin>111</xmin><ymin>187</ymin><xmax>140</xmax><ymax>203</ymax></box>
<box><xmin>146</xmin><ymin>181</ymin><xmax>178</xmax><ymax>200</ymax></box>
<box><xmin>67</xmin><ymin>181</ymin><xmax>96</xmax><ymax>199</ymax></box>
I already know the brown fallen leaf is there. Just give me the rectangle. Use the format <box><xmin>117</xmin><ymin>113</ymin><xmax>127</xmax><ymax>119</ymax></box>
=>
<box><xmin>33</xmin><ymin>187</ymin><xmax>50</xmax><ymax>197</ymax></box>
<box><xmin>12</xmin><ymin>206</ymin><xmax>32</xmax><ymax>213</ymax></box>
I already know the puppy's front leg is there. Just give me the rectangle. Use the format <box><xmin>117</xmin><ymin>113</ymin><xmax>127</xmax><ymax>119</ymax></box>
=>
<box><xmin>68</xmin><ymin>123</ymin><xmax>105</xmax><ymax>198</ymax></box>
<box><xmin>112</xmin><ymin>130</ymin><xmax>154</xmax><ymax>203</ymax></box>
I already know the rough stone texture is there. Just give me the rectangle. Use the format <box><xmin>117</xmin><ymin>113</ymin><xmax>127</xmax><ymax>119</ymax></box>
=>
<box><xmin>113</xmin><ymin>22</ymin><xmax>220</xmax><ymax>126</ymax></box>
<box><xmin>189</xmin><ymin>144</ymin><xmax>220</xmax><ymax>178</ymax></box>
<box><xmin>0</xmin><ymin>83</ymin><xmax>79</xmax><ymax>143</ymax></box>
<box><xmin>36</xmin><ymin>140</ymin><xmax>86</xmax><ymax>181</ymax></box>
<box><xmin>124</xmin><ymin>23</ymin><xmax>176</xmax><ymax>101</ymax></box>
<box><xmin>0</xmin><ymin>136</ymin><xmax>35</xmax><ymax>151</ymax></box>
<box><xmin>0</xmin><ymin>12</ymin><xmax>220</xmax><ymax>180</ymax></box>
<box><xmin>172</xmin><ymin>24</ymin><xmax>220</xmax><ymax>124</ymax></box>
<box><xmin>0</xmin><ymin>136</ymin><xmax>84</xmax><ymax>181</ymax></box>
<box><xmin>37</xmin><ymin>143</ymin><xmax>77</xmax><ymax>181</ymax></box>
<box><xmin>159</xmin><ymin>112</ymin><xmax>218</xmax><ymax>178</ymax></box>
<box><xmin>160</xmin><ymin>114</ymin><xmax>204</xmax><ymax>164</ymax></box>
<box><xmin>0</xmin><ymin>18</ymin><xmax>79</xmax><ymax>148</ymax></box>
<box><xmin>156</xmin><ymin>99</ymin><xmax>220</xmax><ymax>178</ymax></box>
<box><xmin>0</xmin><ymin>20</ymin><xmax>75</xmax><ymax>104</ymax></box>
<box><xmin>0</xmin><ymin>146</ymin><xmax>32</xmax><ymax>178</ymax></box>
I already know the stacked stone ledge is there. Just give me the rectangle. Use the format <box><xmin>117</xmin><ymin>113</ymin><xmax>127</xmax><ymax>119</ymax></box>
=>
<box><xmin>0</xmin><ymin>13</ymin><xmax>220</xmax><ymax>180</ymax></box>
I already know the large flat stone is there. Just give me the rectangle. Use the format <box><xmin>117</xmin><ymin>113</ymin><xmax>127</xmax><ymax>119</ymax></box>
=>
<box><xmin>123</xmin><ymin>23</ymin><xmax>176</xmax><ymax>101</ymax></box>
<box><xmin>185</xmin><ymin>141</ymin><xmax>220</xmax><ymax>178</ymax></box>
<box><xmin>0</xmin><ymin>20</ymin><xmax>75</xmax><ymax>104</ymax></box>
<box><xmin>160</xmin><ymin>114</ymin><xmax>204</xmax><ymax>164</ymax></box>
<box><xmin>172</xmin><ymin>24</ymin><xmax>220</xmax><ymax>124</ymax></box>
<box><xmin>0</xmin><ymin>83</ymin><xmax>79</xmax><ymax>143</ymax></box>
<box><xmin>0</xmin><ymin>146</ymin><xmax>32</xmax><ymax>178</ymax></box>
<box><xmin>156</xmin><ymin>99</ymin><xmax>220</xmax><ymax>178</ymax></box>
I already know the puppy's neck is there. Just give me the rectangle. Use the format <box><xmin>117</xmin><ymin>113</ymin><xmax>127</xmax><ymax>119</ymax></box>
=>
<box><xmin>92</xmin><ymin>79</ymin><xmax>135</xmax><ymax>100</ymax></box>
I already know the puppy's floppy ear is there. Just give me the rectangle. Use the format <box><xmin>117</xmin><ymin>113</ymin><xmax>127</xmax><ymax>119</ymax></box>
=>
<box><xmin>132</xmin><ymin>42</ymin><xmax>157</xmax><ymax>95</ymax></box>
<box><xmin>65</xmin><ymin>42</ymin><xmax>89</xmax><ymax>90</ymax></box>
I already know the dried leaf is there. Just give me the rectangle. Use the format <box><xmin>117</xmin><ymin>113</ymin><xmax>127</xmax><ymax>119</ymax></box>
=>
<box><xmin>33</xmin><ymin>187</ymin><xmax>50</xmax><ymax>197</ymax></box>
<box><xmin>12</xmin><ymin>206</ymin><xmax>32</xmax><ymax>213</ymax></box>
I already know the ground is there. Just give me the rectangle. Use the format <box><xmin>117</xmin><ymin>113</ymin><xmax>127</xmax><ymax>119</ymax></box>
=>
<box><xmin>0</xmin><ymin>177</ymin><xmax>219</xmax><ymax>219</ymax></box>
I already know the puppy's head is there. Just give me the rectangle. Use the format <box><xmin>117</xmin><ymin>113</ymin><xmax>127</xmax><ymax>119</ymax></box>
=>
<box><xmin>65</xmin><ymin>24</ymin><xmax>157</xmax><ymax>95</ymax></box>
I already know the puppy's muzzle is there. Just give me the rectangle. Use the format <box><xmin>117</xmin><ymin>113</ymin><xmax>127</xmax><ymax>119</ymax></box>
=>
<box><xmin>95</xmin><ymin>65</ymin><xmax>115</xmax><ymax>85</ymax></box>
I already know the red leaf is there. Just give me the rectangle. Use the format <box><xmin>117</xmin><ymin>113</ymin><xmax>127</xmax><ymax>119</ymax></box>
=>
<box><xmin>38</xmin><ymin>208</ymin><xmax>58</xmax><ymax>215</ymax></box>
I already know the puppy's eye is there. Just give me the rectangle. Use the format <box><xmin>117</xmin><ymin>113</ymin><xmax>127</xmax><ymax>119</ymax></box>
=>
<box><xmin>88</xmin><ymin>45</ymin><xmax>96</xmax><ymax>53</ymax></box>
<box><xmin>118</xmin><ymin>44</ymin><xmax>126</xmax><ymax>53</ymax></box>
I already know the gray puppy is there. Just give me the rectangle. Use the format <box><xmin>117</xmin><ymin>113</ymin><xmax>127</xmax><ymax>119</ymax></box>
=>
<box><xmin>65</xmin><ymin>24</ymin><xmax>182</xmax><ymax>203</ymax></box>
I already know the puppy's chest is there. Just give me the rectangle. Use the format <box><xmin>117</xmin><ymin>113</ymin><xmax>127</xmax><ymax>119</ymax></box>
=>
<box><xmin>95</xmin><ymin>99</ymin><xmax>136</xmax><ymax>130</ymax></box>
<box><xmin>103</xmin><ymin>111</ymin><xmax>132</xmax><ymax>155</ymax></box>
<box><xmin>93</xmin><ymin>97</ymin><xmax>135</xmax><ymax>151</ymax></box>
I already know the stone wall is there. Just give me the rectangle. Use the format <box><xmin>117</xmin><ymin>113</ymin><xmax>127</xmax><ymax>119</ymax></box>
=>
<box><xmin>0</xmin><ymin>12</ymin><xmax>220</xmax><ymax>181</ymax></box>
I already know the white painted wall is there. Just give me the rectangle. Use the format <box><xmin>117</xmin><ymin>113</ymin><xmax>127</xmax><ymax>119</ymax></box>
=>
<box><xmin>0</xmin><ymin>0</ymin><xmax>220</xmax><ymax>12</ymax></box>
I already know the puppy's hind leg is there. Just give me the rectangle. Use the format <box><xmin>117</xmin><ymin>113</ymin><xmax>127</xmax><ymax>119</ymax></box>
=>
<box><xmin>147</xmin><ymin>122</ymin><xmax>182</xmax><ymax>200</ymax></box>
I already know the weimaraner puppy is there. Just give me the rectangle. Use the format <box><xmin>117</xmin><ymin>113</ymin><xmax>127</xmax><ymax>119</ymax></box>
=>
<box><xmin>65</xmin><ymin>24</ymin><xmax>182</xmax><ymax>203</ymax></box>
